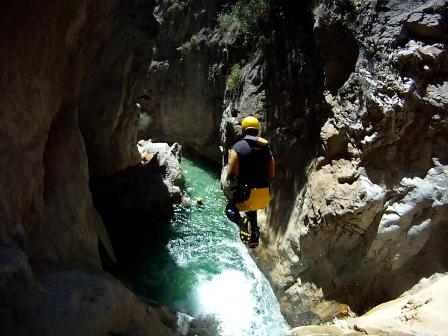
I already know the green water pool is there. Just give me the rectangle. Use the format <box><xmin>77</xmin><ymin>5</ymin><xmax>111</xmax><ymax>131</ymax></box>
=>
<box><xmin>127</xmin><ymin>155</ymin><xmax>286</xmax><ymax>335</ymax></box>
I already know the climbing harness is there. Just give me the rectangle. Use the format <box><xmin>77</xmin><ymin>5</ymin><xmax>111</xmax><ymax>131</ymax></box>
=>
<box><xmin>235</xmin><ymin>187</ymin><xmax>270</xmax><ymax>212</ymax></box>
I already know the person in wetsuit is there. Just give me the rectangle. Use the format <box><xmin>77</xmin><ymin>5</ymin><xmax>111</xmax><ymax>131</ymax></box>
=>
<box><xmin>224</xmin><ymin>116</ymin><xmax>275</xmax><ymax>248</ymax></box>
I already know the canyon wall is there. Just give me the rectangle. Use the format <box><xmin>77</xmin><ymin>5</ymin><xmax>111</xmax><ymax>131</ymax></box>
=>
<box><xmin>2</xmin><ymin>0</ymin><xmax>446</xmax><ymax>334</ymax></box>
<box><xmin>79</xmin><ymin>0</ymin><xmax>159</xmax><ymax>178</ymax></box>
<box><xmin>0</xmin><ymin>1</ymin><xmax>177</xmax><ymax>335</ymax></box>
<box><xmin>136</xmin><ymin>0</ymin><xmax>228</xmax><ymax>161</ymax></box>
<box><xmin>153</xmin><ymin>0</ymin><xmax>447</xmax><ymax>327</ymax></box>
<box><xmin>252</xmin><ymin>0</ymin><xmax>448</xmax><ymax>324</ymax></box>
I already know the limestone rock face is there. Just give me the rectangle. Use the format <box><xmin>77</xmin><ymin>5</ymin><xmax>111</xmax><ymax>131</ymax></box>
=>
<box><xmin>14</xmin><ymin>271</ymin><xmax>176</xmax><ymax>336</ymax></box>
<box><xmin>79</xmin><ymin>0</ymin><xmax>159</xmax><ymax>178</ymax></box>
<box><xmin>0</xmin><ymin>1</ymin><xmax>177</xmax><ymax>335</ymax></box>
<box><xmin>137</xmin><ymin>0</ymin><xmax>227</xmax><ymax>161</ymax></box>
<box><xmin>138</xmin><ymin>140</ymin><xmax>183</xmax><ymax>198</ymax></box>
<box><xmin>91</xmin><ymin>141</ymin><xmax>183</xmax><ymax>224</ymax></box>
<box><xmin>290</xmin><ymin>273</ymin><xmax>448</xmax><ymax>336</ymax></box>
<box><xmin>220</xmin><ymin>55</ymin><xmax>270</xmax><ymax>161</ymax></box>
<box><xmin>214</xmin><ymin>0</ymin><xmax>448</xmax><ymax>326</ymax></box>
<box><xmin>0</xmin><ymin>0</ymin><xmax>114</xmax><ymax>273</ymax></box>
<box><xmin>255</xmin><ymin>0</ymin><xmax>448</xmax><ymax>319</ymax></box>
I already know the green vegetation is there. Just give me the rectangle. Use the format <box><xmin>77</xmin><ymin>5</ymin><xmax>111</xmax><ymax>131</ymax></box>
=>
<box><xmin>227</xmin><ymin>63</ymin><xmax>244</xmax><ymax>93</ymax></box>
<box><xmin>166</xmin><ymin>0</ymin><xmax>191</xmax><ymax>16</ymax></box>
<box><xmin>217</xmin><ymin>0</ymin><xmax>270</xmax><ymax>36</ymax></box>
<box><xmin>176</xmin><ymin>28</ymin><xmax>210</xmax><ymax>55</ymax></box>
<box><xmin>208</xmin><ymin>62</ymin><xmax>223</xmax><ymax>81</ymax></box>
<box><xmin>167</xmin><ymin>2</ymin><xmax>185</xmax><ymax>15</ymax></box>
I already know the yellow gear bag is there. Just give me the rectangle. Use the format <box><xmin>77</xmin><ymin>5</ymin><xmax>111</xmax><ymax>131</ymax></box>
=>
<box><xmin>235</xmin><ymin>187</ymin><xmax>270</xmax><ymax>212</ymax></box>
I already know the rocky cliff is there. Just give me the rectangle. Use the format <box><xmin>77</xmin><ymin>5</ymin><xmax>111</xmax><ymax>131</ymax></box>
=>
<box><xmin>0</xmin><ymin>1</ymin><xmax>179</xmax><ymax>335</ymax></box>
<box><xmin>145</xmin><ymin>0</ymin><xmax>448</xmax><ymax>331</ymax></box>
<box><xmin>254</xmin><ymin>0</ymin><xmax>448</xmax><ymax>321</ymax></box>
<box><xmin>136</xmin><ymin>0</ymin><xmax>228</xmax><ymax>161</ymax></box>
<box><xmin>221</xmin><ymin>0</ymin><xmax>448</xmax><ymax>324</ymax></box>
<box><xmin>2</xmin><ymin>0</ymin><xmax>447</xmax><ymax>334</ymax></box>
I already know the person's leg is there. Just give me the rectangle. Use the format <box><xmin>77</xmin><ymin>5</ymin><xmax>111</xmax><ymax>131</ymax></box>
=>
<box><xmin>246</xmin><ymin>211</ymin><xmax>259</xmax><ymax>248</ymax></box>
<box><xmin>246</xmin><ymin>211</ymin><xmax>257</xmax><ymax>225</ymax></box>
<box><xmin>226</xmin><ymin>202</ymin><xmax>251</xmax><ymax>244</ymax></box>
<box><xmin>225</xmin><ymin>202</ymin><xmax>241</xmax><ymax>225</ymax></box>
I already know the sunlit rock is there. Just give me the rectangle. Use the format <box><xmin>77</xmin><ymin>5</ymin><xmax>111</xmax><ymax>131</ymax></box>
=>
<box><xmin>241</xmin><ymin>0</ymin><xmax>448</xmax><ymax>324</ymax></box>
<box><xmin>290</xmin><ymin>273</ymin><xmax>448</xmax><ymax>336</ymax></box>
<box><xmin>138</xmin><ymin>140</ymin><xmax>183</xmax><ymax>198</ymax></box>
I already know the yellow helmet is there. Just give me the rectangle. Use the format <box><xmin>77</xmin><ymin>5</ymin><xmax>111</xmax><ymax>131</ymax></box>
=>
<box><xmin>241</xmin><ymin>116</ymin><xmax>260</xmax><ymax>132</ymax></box>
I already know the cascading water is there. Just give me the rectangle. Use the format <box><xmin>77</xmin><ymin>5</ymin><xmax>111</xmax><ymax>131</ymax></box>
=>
<box><xmin>129</xmin><ymin>155</ymin><xmax>287</xmax><ymax>335</ymax></box>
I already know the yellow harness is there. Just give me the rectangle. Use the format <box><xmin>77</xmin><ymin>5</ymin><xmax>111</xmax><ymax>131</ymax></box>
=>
<box><xmin>235</xmin><ymin>187</ymin><xmax>270</xmax><ymax>212</ymax></box>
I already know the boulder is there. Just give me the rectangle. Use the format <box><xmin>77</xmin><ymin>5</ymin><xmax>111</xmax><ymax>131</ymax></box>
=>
<box><xmin>138</xmin><ymin>140</ymin><xmax>183</xmax><ymax>198</ymax></box>
<box><xmin>91</xmin><ymin>141</ymin><xmax>183</xmax><ymax>223</ymax></box>
<box><xmin>290</xmin><ymin>273</ymin><xmax>448</xmax><ymax>336</ymax></box>
<box><xmin>12</xmin><ymin>271</ymin><xmax>176</xmax><ymax>336</ymax></box>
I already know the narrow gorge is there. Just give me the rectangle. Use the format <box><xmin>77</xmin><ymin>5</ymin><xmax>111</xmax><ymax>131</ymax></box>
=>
<box><xmin>1</xmin><ymin>0</ymin><xmax>447</xmax><ymax>335</ymax></box>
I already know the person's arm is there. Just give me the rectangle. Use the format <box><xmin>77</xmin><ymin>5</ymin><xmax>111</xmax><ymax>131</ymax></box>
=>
<box><xmin>228</xmin><ymin>149</ymin><xmax>239</xmax><ymax>178</ymax></box>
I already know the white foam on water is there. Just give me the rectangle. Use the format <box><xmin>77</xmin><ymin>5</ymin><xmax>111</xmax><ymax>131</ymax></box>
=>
<box><xmin>197</xmin><ymin>270</ymin><xmax>255</xmax><ymax>335</ymax></box>
<box><xmin>191</xmin><ymin>243</ymin><xmax>287</xmax><ymax>336</ymax></box>
<box><xmin>169</xmin><ymin>237</ymin><xmax>287</xmax><ymax>335</ymax></box>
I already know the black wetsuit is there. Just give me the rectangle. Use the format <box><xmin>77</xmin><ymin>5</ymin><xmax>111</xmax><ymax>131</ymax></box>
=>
<box><xmin>225</xmin><ymin>135</ymin><xmax>273</xmax><ymax>243</ymax></box>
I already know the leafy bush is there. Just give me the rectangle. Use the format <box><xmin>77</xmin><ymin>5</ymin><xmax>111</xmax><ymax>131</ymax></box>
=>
<box><xmin>218</xmin><ymin>0</ymin><xmax>270</xmax><ymax>36</ymax></box>
<box><xmin>176</xmin><ymin>28</ymin><xmax>210</xmax><ymax>55</ymax></box>
<box><xmin>166</xmin><ymin>0</ymin><xmax>191</xmax><ymax>16</ymax></box>
<box><xmin>167</xmin><ymin>2</ymin><xmax>185</xmax><ymax>15</ymax></box>
<box><xmin>227</xmin><ymin>63</ymin><xmax>244</xmax><ymax>93</ymax></box>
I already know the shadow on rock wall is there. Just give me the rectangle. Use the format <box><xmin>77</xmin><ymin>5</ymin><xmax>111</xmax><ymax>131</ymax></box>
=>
<box><xmin>79</xmin><ymin>0</ymin><xmax>159</xmax><ymax>178</ymax></box>
<box><xmin>259</xmin><ymin>0</ymin><xmax>448</xmax><ymax>322</ymax></box>
<box><xmin>0</xmin><ymin>1</ymin><xmax>178</xmax><ymax>335</ymax></box>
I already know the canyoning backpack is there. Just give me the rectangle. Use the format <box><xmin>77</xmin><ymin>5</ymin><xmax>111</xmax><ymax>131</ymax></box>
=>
<box><xmin>232</xmin><ymin>135</ymin><xmax>272</xmax><ymax>188</ymax></box>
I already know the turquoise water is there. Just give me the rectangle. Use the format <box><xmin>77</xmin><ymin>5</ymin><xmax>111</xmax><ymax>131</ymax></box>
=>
<box><xmin>130</xmin><ymin>155</ymin><xmax>287</xmax><ymax>335</ymax></box>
